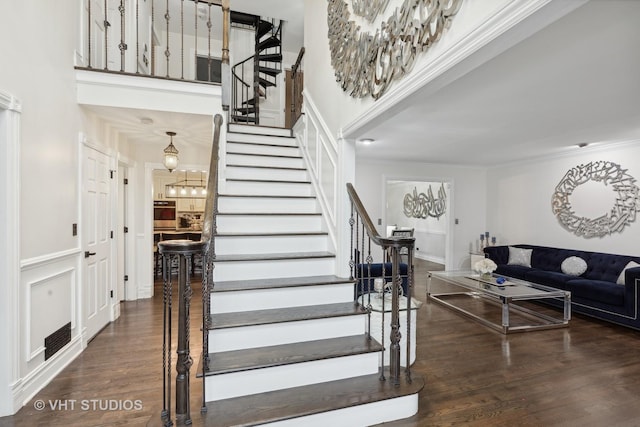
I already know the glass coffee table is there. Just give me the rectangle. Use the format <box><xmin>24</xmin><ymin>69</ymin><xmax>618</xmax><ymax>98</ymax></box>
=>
<box><xmin>427</xmin><ymin>271</ymin><xmax>571</xmax><ymax>334</ymax></box>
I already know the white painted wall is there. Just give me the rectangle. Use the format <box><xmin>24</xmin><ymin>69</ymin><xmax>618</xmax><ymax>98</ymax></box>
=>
<box><xmin>486</xmin><ymin>141</ymin><xmax>640</xmax><ymax>256</ymax></box>
<box><xmin>386</xmin><ymin>180</ymin><xmax>450</xmax><ymax>263</ymax></box>
<box><xmin>0</xmin><ymin>0</ymin><xmax>90</xmax><ymax>415</ymax></box>
<box><xmin>356</xmin><ymin>160</ymin><xmax>487</xmax><ymax>269</ymax></box>
<box><xmin>304</xmin><ymin>0</ymin><xmax>518</xmax><ymax>140</ymax></box>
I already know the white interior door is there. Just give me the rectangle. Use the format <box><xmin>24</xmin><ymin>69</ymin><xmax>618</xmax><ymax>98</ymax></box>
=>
<box><xmin>83</xmin><ymin>145</ymin><xmax>112</xmax><ymax>340</ymax></box>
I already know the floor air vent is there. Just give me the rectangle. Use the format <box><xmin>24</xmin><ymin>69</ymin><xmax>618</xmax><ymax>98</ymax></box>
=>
<box><xmin>45</xmin><ymin>322</ymin><xmax>71</xmax><ymax>361</ymax></box>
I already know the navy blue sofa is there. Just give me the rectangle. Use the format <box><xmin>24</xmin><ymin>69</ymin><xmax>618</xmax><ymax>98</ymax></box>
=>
<box><xmin>354</xmin><ymin>262</ymin><xmax>409</xmax><ymax>299</ymax></box>
<box><xmin>483</xmin><ymin>244</ymin><xmax>640</xmax><ymax>330</ymax></box>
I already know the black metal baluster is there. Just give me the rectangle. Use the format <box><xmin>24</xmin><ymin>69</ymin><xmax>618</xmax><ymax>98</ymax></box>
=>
<box><xmin>207</xmin><ymin>3</ymin><xmax>212</xmax><ymax>82</ymax></box>
<box><xmin>150</xmin><ymin>0</ymin><xmax>155</xmax><ymax>75</ymax></box>
<box><xmin>180</xmin><ymin>0</ymin><xmax>184</xmax><ymax>79</ymax></box>
<box><xmin>161</xmin><ymin>253</ymin><xmax>169</xmax><ymax>426</ymax></box>
<box><xmin>164</xmin><ymin>0</ymin><xmax>170</xmax><ymax>77</ymax></box>
<box><xmin>380</xmin><ymin>249</ymin><xmax>386</xmax><ymax>381</ymax></box>
<box><xmin>405</xmin><ymin>248</ymin><xmax>413</xmax><ymax>382</ymax></box>
<box><xmin>135</xmin><ymin>0</ymin><xmax>139</xmax><ymax>73</ymax></box>
<box><xmin>390</xmin><ymin>246</ymin><xmax>401</xmax><ymax>386</ymax></box>
<box><xmin>87</xmin><ymin>0</ymin><xmax>92</xmax><ymax>68</ymax></box>
<box><xmin>104</xmin><ymin>0</ymin><xmax>110</xmax><ymax>70</ymax></box>
<box><xmin>349</xmin><ymin>204</ymin><xmax>355</xmax><ymax>281</ymax></box>
<box><xmin>118</xmin><ymin>0</ymin><xmax>126</xmax><ymax>72</ymax></box>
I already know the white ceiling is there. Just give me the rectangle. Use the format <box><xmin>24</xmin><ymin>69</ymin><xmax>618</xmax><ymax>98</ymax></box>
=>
<box><xmin>353</xmin><ymin>0</ymin><xmax>640</xmax><ymax>165</ymax></box>
<box><xmin>89</xmin><ymin>1</ymin><xmax>640</xmax><ymax>167</ymax></box>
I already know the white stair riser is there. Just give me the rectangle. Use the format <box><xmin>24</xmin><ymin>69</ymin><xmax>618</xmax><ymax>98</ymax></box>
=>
<box><xmin>209</xmin><ymin>315</ymin><xmax>366</xmax><ymax>353</ymax></box>
<box><xmin>217</xmin><ymin>215</ymin><xmax>322</xmax><ymax>233</ymax></box>
<box><xmin>218</xmin><ymin>196</ymin><xmax>318</xmax><ymax>213</ymax></box>
<box><xmin>213</xmin><ymin>258</ymin><xmax>335</xmax><ymax>281</ymax></box>
<box><xmin>204</xmin><ymin>352</ymin><xmax>379</xmax><ymax>402</ymax></box>
<box><xmin>211</xmin><ymin>283</ymin><xmax>354</xmax><ymax>314</ymax></box>
<box><xmin>226</xmin><ymin>153</ymin><xmax>305</xmax><ymax>169</ymax></box>
<box><xmin>227</xmin><ymin>142</ymin><xmax>300</xmax><ymax>157</ymax></box>
<box><xmin>226</xmin><ymin>166</ymin><xmax>308</xmax><ymax>182</ymax></box>
<box><xmin>225</xmin><ymin>180</ymin><xmax>313</xmax><ymax>196</ymax></box>
<box><xmin>216</xmin><ymin>235</ymin><xmax>329</xmax><ymax>255</ymax></box>
<box><xmin>227</xmin><ymin>133</ymin><xmax>296</xmax><ymax>146</ymax></box>
<box><xmin>262</xmin><ymin>395</ymin><xmax>419</xmax><ymax>427</ymax></box>
<box><xmin>228</xmin><ymin>124</ymin><xmax>291</xmax><ymax>137</ymax></box>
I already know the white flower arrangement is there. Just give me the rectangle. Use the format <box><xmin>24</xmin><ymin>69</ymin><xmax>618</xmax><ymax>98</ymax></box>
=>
<box><xmin>474</xmin><ymin>258</ymin><xmax>497</xmax><ymax>275</ymax></box>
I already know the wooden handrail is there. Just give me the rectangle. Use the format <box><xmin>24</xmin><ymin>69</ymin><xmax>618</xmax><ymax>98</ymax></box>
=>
<box><xmin>201</xmin><ymin>114</ymin><xmax>223</xmax><ymax>247</ymax></box>
<box><xmin>292</xmin><ymin>47</ymin><xmax>305</xmax><ymax>74</ymax></box>
<box><xmin>346</xmin><ymin>183</ymin><xmax>414</xmax><ymax>249</ymax></box>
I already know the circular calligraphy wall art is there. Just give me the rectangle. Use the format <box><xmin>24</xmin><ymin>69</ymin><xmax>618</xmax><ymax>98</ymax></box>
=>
<box><xmin>551</xmin><ymin>161</ymin><xmax>640</xmax><ymax>238</ymax></box>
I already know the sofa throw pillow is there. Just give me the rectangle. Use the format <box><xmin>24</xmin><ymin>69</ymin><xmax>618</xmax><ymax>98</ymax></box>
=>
<box><xmin>561</xmin><ymin>256</ymin><xmax>587</xmax><ymax>276</ymax></box>
<box><xmin>616</xmin><ymin>261</ymin><xmax>640</xmax><ymax>285</ymax></box>
<box><xmin>508</xmin><ymin>246</ymin><xmax>532</xmax><ymax>267</ymax></box>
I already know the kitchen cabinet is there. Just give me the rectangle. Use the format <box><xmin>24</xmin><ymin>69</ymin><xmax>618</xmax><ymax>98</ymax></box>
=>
<box><xmin>154</xmin><ymin>176</ymin><xmax>176</xmax><ymax>200</ymax></box>
<box><xmin>177</xmin><ymin>198</ymin><xmax>205</xmax><ymax>212</ymax></box>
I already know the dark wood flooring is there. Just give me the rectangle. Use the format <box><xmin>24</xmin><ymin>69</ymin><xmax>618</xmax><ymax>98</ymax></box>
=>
<box><xmin>3</xmin><ymin>259</ymin><xmax>640</xmax><ymax>426</ymax></box>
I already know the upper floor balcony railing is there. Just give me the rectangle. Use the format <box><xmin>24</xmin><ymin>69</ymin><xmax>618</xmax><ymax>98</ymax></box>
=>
<box><xmin>78</xmin><ymin>0</ymin><xmax>227</xmax><ymax>85</ymax></box>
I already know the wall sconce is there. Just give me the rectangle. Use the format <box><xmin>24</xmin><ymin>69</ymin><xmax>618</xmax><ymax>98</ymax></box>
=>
<box><xmin>163</xmin><ymin>131</ymin><xmax>179</xmax><ymax>172</ymax></box>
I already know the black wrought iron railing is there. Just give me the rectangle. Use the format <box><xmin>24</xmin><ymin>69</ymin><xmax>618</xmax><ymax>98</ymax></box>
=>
<box><xmin>347</xmin><ymin>183</ymin><xmax>416</xmax><ymax>385</ymax></box>
<box><xmin>79</xmin><ymin>0</ymin><xmax>223</xmax><ymax>84</ymax></box>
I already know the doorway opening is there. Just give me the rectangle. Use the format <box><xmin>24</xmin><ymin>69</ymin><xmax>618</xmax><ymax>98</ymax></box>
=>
<box><xmin>385</xmin><ymin>179</ymin><xmax>453</xmax><ymax>269</ymax></box>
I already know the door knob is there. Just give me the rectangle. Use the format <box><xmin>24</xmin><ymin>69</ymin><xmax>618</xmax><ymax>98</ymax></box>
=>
<box><xmin>84</xmin><ymin>251</ymin><xmax>96</xmax><ymax>258</ymax></box>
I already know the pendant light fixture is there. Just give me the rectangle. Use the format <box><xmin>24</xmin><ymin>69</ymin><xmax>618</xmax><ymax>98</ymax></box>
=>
<box><xmin>163</xmin><ymin>131</ymin><xmax>179</xmax><ymax>172</ymax></box>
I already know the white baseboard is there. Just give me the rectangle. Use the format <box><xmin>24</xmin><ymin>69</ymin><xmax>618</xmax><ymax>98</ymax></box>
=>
<box><xmin>11</xmin><ymin>335</ymin><xmax>83</xmax><ymax>414</ymax></box>
<box><xmin>415</xmin><ymin>253</ymin><xmax>445</xmax><ymax>265</ymax></box>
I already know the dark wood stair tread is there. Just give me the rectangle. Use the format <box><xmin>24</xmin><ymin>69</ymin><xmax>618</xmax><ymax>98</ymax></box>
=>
<box><xmin>226</xmin><ymin>178</ymin><xmax>311</xmax><ymax>184</ymax></box>
<box><xmin>218</xmin><ymin>193</ymin><xmax>316</xmax><ymax>200</ymax></box>
<box><xmin>226</xmin><ymin>151</ymin><xmax>302</xmax><ymax>159</ymax></box>
<box><xmin>202</xmin><ymin>370</ymin><xmax>424</xmax><ymax>426</ymax></box>
<box><xmin>214</xmin><ymin>252</ymin><xmax>335</xmax><ymax>262</ymax></box>
<box><xmin>208</xmin><ymin>301</ymin><xmax>365</xmax><ymax>330</ymax></box>
<box><xmin>217</xmin><ymin>212</ymin><xmax>321</xmax><ymax>216</ymax></box>
<box><xmin>218</xmin><ymin>194</ymin><xmax>316</xmax><ymax>199</ymax></box>
<box><xmin>198</xmin><ymin>334</ymin><xmax>381</xmax><ymax>376</ymax></box>
<box><xmin>215</xmin><ymin>231</ymin><xmax>328</xmax><ymax>237</ymax></box>
<box><xmin>227</xmin><ymin>163</ymin><xmax>306</xmax><ymax>171</ymax></box>
<box><xmin>213</xmin><ymin>275</ymin><xmax>354</xmax><ymax>292</ymax></box>
<box><xmin>226</xmin><ymin>140</ymin><xmax>297</xmax><ymax>149</ymax></box>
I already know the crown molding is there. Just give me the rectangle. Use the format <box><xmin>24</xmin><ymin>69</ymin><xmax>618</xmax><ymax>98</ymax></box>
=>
<box><xmin>340</xmin><ymin>0</ymin><xmax>588</xmax><ymax>139</ymax></box>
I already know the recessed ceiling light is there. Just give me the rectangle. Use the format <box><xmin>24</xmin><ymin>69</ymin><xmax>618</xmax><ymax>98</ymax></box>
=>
<box><xmin>360</xmin><ymin>138</ymin><xmax>374</xmax><ymax>145</ymax></box>
<box><xmin>140</xmin><ymin>117</ymin><xmax>154</xmax><ymax>125</ymax></box>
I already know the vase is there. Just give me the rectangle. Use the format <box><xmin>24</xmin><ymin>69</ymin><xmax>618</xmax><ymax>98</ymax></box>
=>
<box><xmin>480</xmin><ymin>272</ymin><xmax>492</xmax><ymax>280</ymax></box>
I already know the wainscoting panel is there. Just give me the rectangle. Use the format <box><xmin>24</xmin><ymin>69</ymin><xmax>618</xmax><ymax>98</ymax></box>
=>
<box><xmin>17</xmin><ymin>249</ymin><xmax>83</xmax><ymax>410</ymax></box>
<box><xmin>295</xmin><ymin>94</ymin><xmax>341</xmax><ymax>252</ymax></box>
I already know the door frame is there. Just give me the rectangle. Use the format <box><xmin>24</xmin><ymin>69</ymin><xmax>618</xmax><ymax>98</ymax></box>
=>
<box><xmin>382</xmin><ymin>174</ymin><xmax>455</xmax><ymax>270</ymax></box>
<box><xmin>0</xmin><ymin>91</ymin><xmax>21</xmax><ymax>416</ymax></box>
<box><xmin>80</xmin><ymin>135</ymin><xmax>119</xmax><ymax>329</ymax></box>
<box><xmin>144</xmin><ymin>161</ymin><xmax>209</xmax><ymax>298</ymax></box>
<box><xmin>117</xmin><ymin>155</ymin><xmax>136</xmax><ymax>302</ymax></box>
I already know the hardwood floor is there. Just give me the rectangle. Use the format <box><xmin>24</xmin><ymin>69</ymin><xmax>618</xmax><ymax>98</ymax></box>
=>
<box><xmin>3</xmin><ymin>259</ymin><xmax>640</xmax><ymax>426</ymax></box>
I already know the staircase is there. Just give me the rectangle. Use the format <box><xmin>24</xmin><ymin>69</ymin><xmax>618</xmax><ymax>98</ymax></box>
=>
<box><xmin>199</xmin><ymin>124</ymin><xmax>423</xmax><ymax>426</ymax></box>
<box><xmin>230</xmin><ymin>12</ymin><xmax>283</xmax><ymax>125</ymax></box>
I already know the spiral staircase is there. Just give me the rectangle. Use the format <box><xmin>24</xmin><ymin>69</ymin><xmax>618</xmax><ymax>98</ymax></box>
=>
<box><xmin>230</xmin><ymin>12</ymin><xmax>283</xmax><ymax>125</ymax></box>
